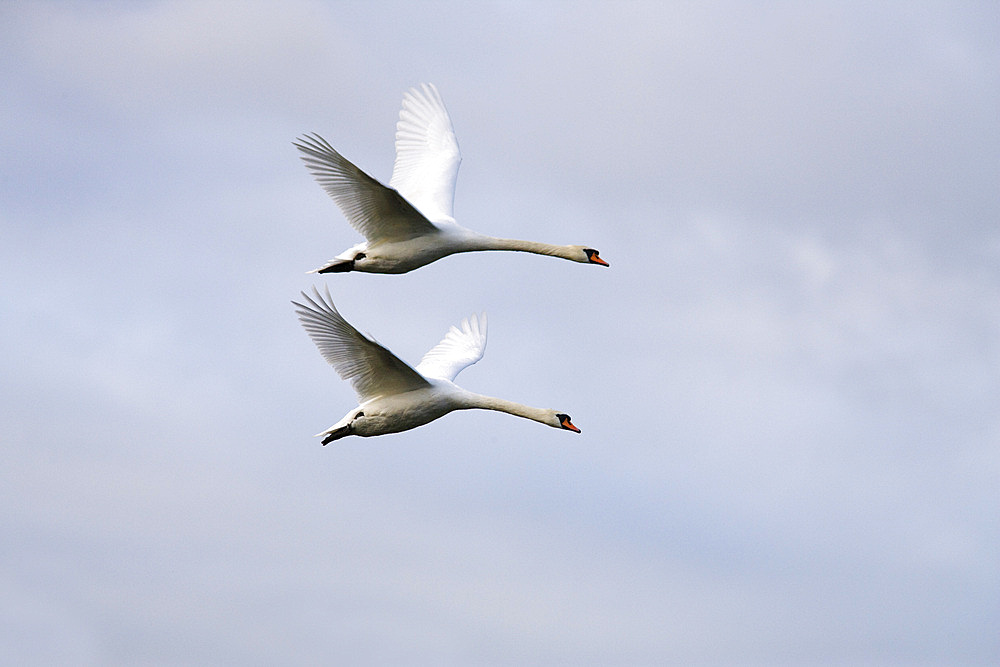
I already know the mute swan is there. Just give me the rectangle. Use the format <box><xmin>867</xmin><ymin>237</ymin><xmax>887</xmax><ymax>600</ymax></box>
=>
<box><xmin>294</xmin><ymin>83</ymin><xmax>609</xmax><ymax>274</ymax></box>
<box><xmin>293</xmin><ymin>286</ymin><xmax>582</xmax><ymax>443</ymax></box>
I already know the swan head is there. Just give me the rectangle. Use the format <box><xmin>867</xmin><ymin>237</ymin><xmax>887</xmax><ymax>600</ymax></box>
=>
<box><xmin>569</xmin><ymin>246</ymin><xmax>609</xmax><ymax>267</ymax></box>
<box><xmin>555</xmin><ymin>412</ymin><xmax>581</xmax><ymax>433</ymax></box>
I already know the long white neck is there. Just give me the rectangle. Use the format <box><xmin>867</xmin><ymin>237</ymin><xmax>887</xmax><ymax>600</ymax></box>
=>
<box><xmin>459</xmin><ymin>234</ymin><xmax>581</xmax><ymax>261</ymax></box>
<box><xmin>459</xmin><ymin>391</ymin><xmax>557</xmax><ymax>428</ymax></box>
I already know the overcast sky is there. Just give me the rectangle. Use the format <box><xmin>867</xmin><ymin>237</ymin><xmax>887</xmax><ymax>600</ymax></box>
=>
<box><xmin>2</xmin><ymin>1</ymin><xmax>998</xmax><ymax>664</ymax></box>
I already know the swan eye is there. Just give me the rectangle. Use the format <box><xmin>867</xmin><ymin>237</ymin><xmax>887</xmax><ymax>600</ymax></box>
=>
<box><xmin>354</xmin><ymin>252</ymin><xmax>366</xmax><ymax>261</ymax></box>
<box><xmin>556</xmin><ymin>413</ymin><xmax>581</xmax><ymax>432</ymax></box>
<box><xmin>583</xmin><ymin>249</ymin><xmax>609</xmax><ymax>266</ymax></box>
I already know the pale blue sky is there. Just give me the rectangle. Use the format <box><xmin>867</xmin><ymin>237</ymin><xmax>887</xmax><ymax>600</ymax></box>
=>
<box><xmin>2</xmin><ymin>1</ymin><xmax>998</xmax><ymax>664</ymax></box>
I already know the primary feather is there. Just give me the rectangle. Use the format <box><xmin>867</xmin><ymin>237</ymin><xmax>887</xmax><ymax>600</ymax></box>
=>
<box><xmin>292</xmin><ymin>286</ymin><xmax>429</xmax><ymax>401</ymax></box>
<box><xmin>293</xmin><ymin>133</ymin><xmax>437</xmax><ymax>243</ymax></box>
<box><xmin>415</xmin><ymin>313</ymin><xmax>487</xmax><ymax>382</ymax></box>
<box><xmin>390</xmin><ymin>83</ymin><xmax>462</xmax><ymax>224</ymax></box>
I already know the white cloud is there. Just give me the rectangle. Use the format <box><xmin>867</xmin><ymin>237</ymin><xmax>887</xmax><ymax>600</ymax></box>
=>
<box><xmin>2</xmin><ymin>1</ymin><xmax>998</xmax><ymax>664</ymax></box>
<box><xmin>7</xmin><ymin>1</ymin><xmax>355</xmax><ymax>116</ymax></box>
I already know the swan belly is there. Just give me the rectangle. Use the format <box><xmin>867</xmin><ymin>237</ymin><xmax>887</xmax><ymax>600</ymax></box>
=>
<box><xmin>355</xmin><ymin>237</ymin><xmax>455</xmax><ymax>274</ymax></box>
<box><xmin>351</xmin><ymin>388</ymin><xmax>459</xmax><ymax>437</ymax></box>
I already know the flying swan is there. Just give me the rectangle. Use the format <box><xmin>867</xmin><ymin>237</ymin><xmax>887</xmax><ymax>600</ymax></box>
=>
<box><xmin>294</xmin><ymin>83</ymin><xmax>609</xmax><ymax>274</ymax></box>
<box><xmin>293</xmin><ymin>286</ymin><xmax>582</xmax><ymax>443</ymax></box>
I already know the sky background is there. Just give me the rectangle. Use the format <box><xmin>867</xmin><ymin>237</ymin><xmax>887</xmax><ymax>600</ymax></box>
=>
<box><xmin>2</xmin><ymin>1</ymin><xmax>999</xmax><ymax>664</ymax></box>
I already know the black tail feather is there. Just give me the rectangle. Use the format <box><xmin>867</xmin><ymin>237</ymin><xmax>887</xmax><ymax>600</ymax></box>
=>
<box><xmin>321</xmin><ymin>425</ymin><xmax>351</xmax><ymax>445</ymax></box>
<box><xmin>317</xmin><ymin>259</ymin><xmax>353</xmax><ymax>274</ymax></box>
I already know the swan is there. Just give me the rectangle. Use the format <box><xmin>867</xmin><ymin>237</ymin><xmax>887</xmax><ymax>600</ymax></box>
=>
<box><xmin>294</xmin><ymin>83</ymin><xmax>609</xmax><ymax>274</ymax></box>
<box><xmin>292</xmin><ymin>286</ymin><xmax>582</xmax><ymax>443</ymax></box>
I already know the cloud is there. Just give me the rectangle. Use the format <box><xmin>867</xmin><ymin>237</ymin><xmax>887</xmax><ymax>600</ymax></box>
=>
<box><xmin>2</xmin><ymin>1</ymin><xmax>998</xmax><ymax>664</ymax></box>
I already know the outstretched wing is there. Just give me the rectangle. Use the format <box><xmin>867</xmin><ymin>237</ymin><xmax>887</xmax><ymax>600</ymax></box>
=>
<box><xmin>416</xmin><ymin>312</ymin><xmax>487</xmax><ymax>382</ymax></box>
<box><xmin>389</xmin><ymin>83</ymin><xmax>462</xmax><ymax>224</ymax></box>
<box><xmin>294</xmin><ymin>133</ymin><xmax>439</xmax><ymax>243</ymax></box>
<box><xmin>293</xmin><ymin>286</ymin><xmax>431</xmax><ymax>401</ymax></box>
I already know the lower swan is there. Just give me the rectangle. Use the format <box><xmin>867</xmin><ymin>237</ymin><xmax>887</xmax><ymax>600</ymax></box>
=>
<box><xmin>293</xmin><ymin>286</ymin><xmax>582</xmax><ymax>443</ymax></box>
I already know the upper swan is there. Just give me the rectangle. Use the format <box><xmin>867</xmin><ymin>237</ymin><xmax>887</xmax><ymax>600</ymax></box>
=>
<box><xmin>294</xmin><ymin>83</ymin><xmax>609</xmax><ymax>274</ymax></box>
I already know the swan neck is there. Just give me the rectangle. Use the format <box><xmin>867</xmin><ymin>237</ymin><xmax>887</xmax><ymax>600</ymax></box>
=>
<box><xmin>463</xmin><ymin>392</ymin><xmax>552</xmax><ymax>425</ymax></box>
<box><xmin>472</xmin><ymin>235</ymin><xmax>574</xmax><ymax>259</ymax></box>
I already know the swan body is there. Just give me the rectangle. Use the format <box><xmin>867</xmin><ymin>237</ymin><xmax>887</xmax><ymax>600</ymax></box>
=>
<box><xmin>294</xmin><ymin>84</ymin><xmax>609</xmax><ymax>274</ymax></box>
<box><xmin>292</xmin><ymin>286</ymin><xmax>581</xmax><ymax>443</ymax></box>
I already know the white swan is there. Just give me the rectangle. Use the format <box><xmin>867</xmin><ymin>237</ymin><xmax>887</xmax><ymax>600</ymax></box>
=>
<box><xmin>293</xmin><ymin>286</ymin><xmax>582</xmax><ymax>443</ymax></box>
<box><xmin>294</xmin><ymin>83</ymin><xmax>609</xmax><ymax>274</ymax></box>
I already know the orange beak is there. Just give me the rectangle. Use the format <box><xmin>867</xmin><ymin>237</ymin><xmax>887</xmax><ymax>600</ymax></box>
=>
<box><xmin>561</xmin><ymin>416</ymin><xmax>581</xmax><ymax>433</ymax></box>
<box><xmin>589</xmin><ymin>253</ymin><xmax>609</xmax><ymax>267</ymax></box>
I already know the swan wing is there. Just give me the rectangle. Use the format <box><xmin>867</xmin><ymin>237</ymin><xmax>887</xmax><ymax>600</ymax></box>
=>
<box><xmin>294</xmin><ymin>133</ymin><xmax>439</xmax><ymax>243</ymax></box>
<box><xmin>389</xmin><ymin>83</ymin><xmax>461</xmax><ymax>223</ymax></box>
<box><xmin>293</xmin><ymin>286</ymin><xmax>431</xmax><ymax>401</ymax></box>
<box><xmin>416</xmin><ymin>312</ymin><xmax>487</xmax><ymax>382</ymax></box>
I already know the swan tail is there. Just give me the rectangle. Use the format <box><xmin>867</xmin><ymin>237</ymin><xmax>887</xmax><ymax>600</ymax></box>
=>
<box><xmin>319</xmin><ymin>424</ymin><xmax>352</xmax><ymax>445</ymax></box>
<box><xmin>308</xmin><ymin>258</ymin><xmax>354</xmax><ymax>274</ymax></box>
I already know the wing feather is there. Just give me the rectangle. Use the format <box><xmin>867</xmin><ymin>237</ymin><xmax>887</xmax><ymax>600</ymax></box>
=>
<box><xmin>389</xmin><ymin>83</ymin><xmax>462</xmax><ymax>223</ymax></box>
<box><xmin>293</xmin><ymin>286</ymin><xmax>430</xmax><ymax>401</ymax></box>
<box><xmin>294</xmin><ymin>133</ymin><xmax>439</xmax><ymax>243</ymax></box>
<box><xmin>416</xmin><ymin>312</ymin><xmax>487</xmax><ymax>382</ymax></box>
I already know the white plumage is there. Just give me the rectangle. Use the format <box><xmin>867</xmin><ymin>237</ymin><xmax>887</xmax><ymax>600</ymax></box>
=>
<box><xmin>294</xmin><ymin>83</ymin><xmax>609</xmax><ymax>274</ymax></box>
<box><xmin>292</xmin><ymin>286</ymin><xmax>581</xmax><ymax>443</ymax></box>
